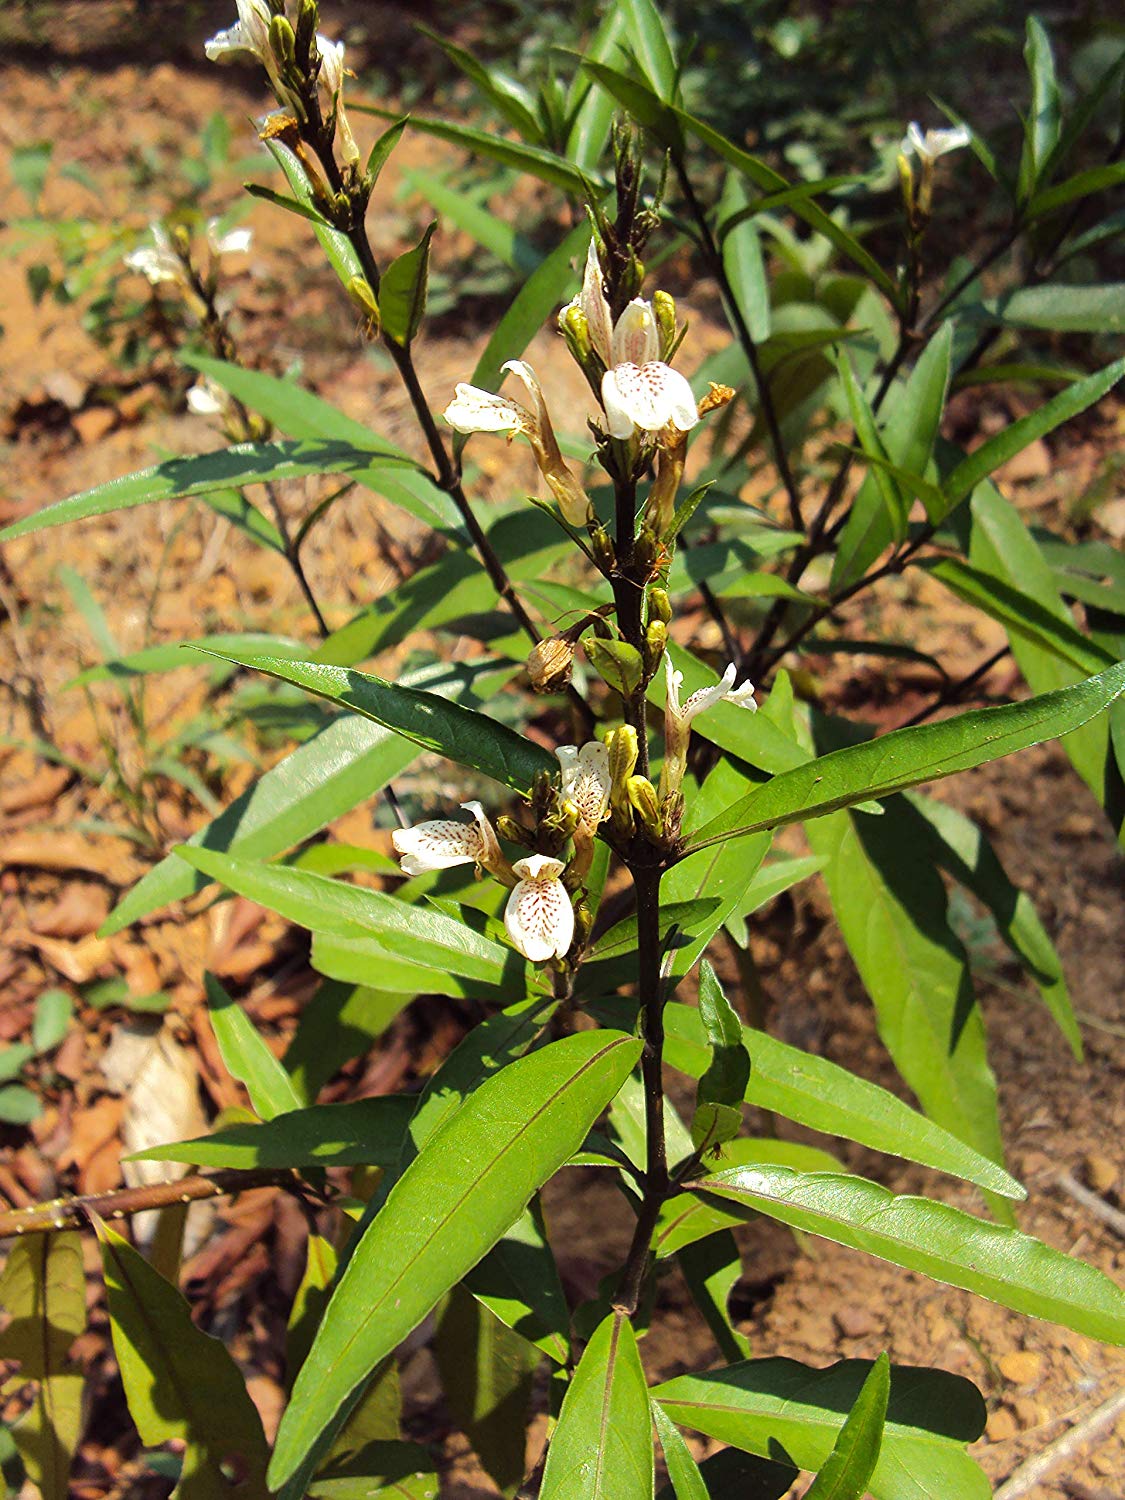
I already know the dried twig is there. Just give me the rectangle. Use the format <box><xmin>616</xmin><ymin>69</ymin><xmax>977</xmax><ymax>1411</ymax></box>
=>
<box><xmin>0</xmin><ymin>1169</ymin><xmax>296</xmax><ymax>1239</ymax></box>
<box><xmin>1057</xmin><ymin>1171</ymin><xmax>1125</xmax><ymax>1240</ymax></box>
<box><xmin>993</xmin><ymin>1388</ymin><xmax>1125</xmax><ymax>1500</ymax></box>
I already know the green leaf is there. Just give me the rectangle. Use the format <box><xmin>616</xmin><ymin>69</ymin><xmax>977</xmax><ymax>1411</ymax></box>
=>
<box><xmin>402</xmin><ymin>168</ymin><xmax>540</xmax><ymax>273</ymax></box>
<box><xmin>940</xmin><ymin>357</ymin><xmax>1125</xmax><ymax>515</ymax></box>
<box><xmin>540</xmin><ymin>1312</ymin><xmax>654</xmax><ymax>1499</ymax></box>
<box><xmin>655</xmin><ymin>1004</ymin><xmax>1026</xmax><ymax>1199</ymax></box>
<box><xmin>175</xmin><ymin>848</ymin><xmax>516</xmax><ymax>989</ymax></box>
<box><xmin>904</xmin><ymin>792</ymin><xmax>1080</xmax><ymax>1055</ymax></box>
<box><xmin>1018</xmin><ymin>16</ymin><xmax>1061</xmax><ymax>199</ymax></box>
<box><xmin>464</xmin><ymin>1199</ymin><xmax>571</xmax><ymax>1366</ymax></box>
<box><xmin>433</xmin><ymin>1285</ymin><xmax>536</xmax><ymax>1496</ymax></box>
<box><xmin>692</xmin><ymin>962</ymin><xmax>751</xmax><ymax>1151</ymax></box>
<box><xmin>566</xmin><ymin>4</ymin><xmax>631</xmax><ymax>169</ymax></box>
<box><xmin>719</xmin><ymin>175</ymin><xmax>770</xmax><ymax>343</ymax></box>
<box><xmin>418</xmin><ymin>26</ymin><xmax>544</xmax><ymax>142</ymax></box>
<box><xmin>963</xmin><ymin>284</ymin><xmax>1125</xmax><ymax>336</ymax></box>
<box><xmin>0</xmin><ymin>1232</ymin><xmax>85</xmax><ymax>1500</ymax></box>
<box><xmin>308</xmin><ymin>1441</ymin><xmax>437</xmax><ymax>1499</ymax></box>
<box><xmin>804</xmin><ymin>1351</ymin><xmax>889</xmax><ymax>1500</ymax></box>
<box><xmin>365</xmin><ymin>115</ymin><xmax>408</xmax><ymax>183</ymax></box>
<box><xmin>197</xmin><ymin>488</ymin><xmax>286</xmax><ymax>553</ymax></box>
<box><xmin>127</xmin><ymin>1095</ymin><xmax>414</xmax><ymax>1171</ymax></box>
<box><xmin>585</xmin><ymin>636</ymin><xmax>644</xmax><ymax>696</ymax></box>
<box><xmin>0</xmin><ymin>1043</ymin><xmax>34</xmax><ymax>1082</ymax></box>
<box><xmin>468</xmin><ymin>222</ymin><xmax>593</xmax><ymax>414</ymax></box>
<box><xmin>63</xmin><ymin>633</ymin><xmax>306</xmax><ymax>688</ymax></box>
<box><xmin>180</xmin><ymin>354</ymin><xmax>459</xmax><ymax>533</ymax></box>
<box><xmin>243</xmin><ymin>181</ymin><xmax>332</xmax><ymax>225</ymax></box>
<box><xmin>688</xmin><ymin>660</ymin><xmax>1125</xmax><ymax>851</ymax></box>
<box><xmin>266</xmin><ymin>138</ymin><xmax>365</xmax><ymax>292</ymax></box>
<box><xmin>203</xmin><ymin>973</ymin><xmax>302</xmax><ymax>1120</ymax></box>
<box><xmin>379</xmin><ymin>220</ymin><xmax>437</xmax><ymax>346</ymax></box>
<box><xmin>620</xmin><ymin>0</ymin><xmax>678</xmax><ymax>98</ymax></box>
<box><xmin>198</xmin><ymin>650</ymin><xmax>556</xmax><ymax>792</ymax></box>
<box><xmin>806</xmin><ymin>805</ymin><xmax>1007</xmax><ymax>1215</ymax></box>
<box><xmin>32</xmin><ymin>989</ymin><xmax>72</xmax><ymax>1054</ymax></box>
<box><xmin>692</xmin><ymin>1165</ymin><xmax>1125</xmax><ymax>1344</ymax></box>
<box><xmin>349</xmin><ymin>105</ymin><xmax>592</xmax><ymax>197</ymax></box>
<box><xmin>832</xmin><ymin>323</ymin><xmax>952</xmax><ymax>587</ymax></box>
<box><xmin>653</xmin><ymin>1401</ymin><xmax>709</xmax><ymax>1500</ymax></box>
<box><xmin>928</xmin><ymin>557</ymin><xmax>1113</xmax><ymax>675</ymax></box>
<box><xmin>268</xmin><ymin>1031</ymin><xmax>642</xmax><ymax>1490</ymax></box>
<box><xmin>676</xmin><ymin>1230</ymin><xmax>750</xmax><ymax>1364</ymax></box>
<box><xmin>1027</xmin><ymin>164</ymin><xmax>1125</xmax><ymax>221</ymax></box>
<box><xmin>96</xmin><ymin>1218</ymin><xmax>270</xmax><ymax>1500</ymax></box>
<box><xmin>655</xmin><ymin>1358</ymin><xmax>986</xmax><ymax>1500</ymax></box>
<box><xmin>102</xmin><ymin>658</ymin><xmax>502</xmax><ymax>936</ymax></box>
<box><xmin>0</xmin><ymin>438</ymin><xmax>414</xmax><ymax>543</ymax></box>
<box><xmin>284</xmin><ymin>981</ymin><xmax>408</xmax><ymax>1103</ymax></box>
<box><xmin>0</xmin><ymin>1085</ymin><xmax>43</xmax><ymax>1124</ymax></box>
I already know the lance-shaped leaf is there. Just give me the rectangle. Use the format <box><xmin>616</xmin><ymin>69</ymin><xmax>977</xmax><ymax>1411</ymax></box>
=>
<box><xmin>204</xmin><ymin>973</ymin><xmax>302</xmax><ymax>1120</ymax></box>
<box><xmin>380</xmin><ymin>221</ymin><xmax>437</xmax><ymax>346</ymax></box>
<box><xmin>651</xmin><ymin>1002</ymin><xmax>1026</xmax><ymax>1199</ymax></box>
<box><xmin>691</xmin><ymin>961</ymin><xmax>751</xmax><ymax>1152</ymax></box>
<box><xmin>0</xmin><ymin>439</ymin><xmax>415</xmax><ymax>543</ymax></box>
<box><xmin>676</xmin><ymin>1230</ymin><xmax>750</xmax><ymax>1364</ymax></box>
<box><xmin>269</xmin><ymin>1030</ymin><xmax>642</xmax><ymax>1490</ymax></box>
<box><xmin>655</xmin><ymin>1357</ymin><xmax>987</xmax><ymax>1500</ymax></box>
<box><xmin>806</xmin><ymin>807</ymin><xmax>1008</xmax><ymax>1220</ymax></box>
<box><xmin>939</xmin><ymin>356</ymin><xmax>1125</xmax><ymax>515</ymax></box>
<box><xmin>652</xmin><ymin>1401</ymin><xmax>709</xmax><ymax>1500</ymax></box>
<box><xmin>266</xmin><ymin>138</ymin><xmax>365</xmax><ymax>293</ymax></box>
<box><xmin>128</xmin><ymin>1094</ymin><xmax>414</xmax><ymax>1171</ymax></box>
<box><xmin>540</xmin><ymin>1312</ymin><xmax>653</xmax><ymax>1500</ymax></box>
<box><xmin>804</xmin><ymin>1351</ymin><xmax>890</xmax><ymax>1500</ymax></box>
<box><xmin>308</xmin><ymin>1441</ymin><xmax>438</xmax><ymax>1499</ymax></box>
<box><xmin>95</xmin><ymin>1217</ymin><xmax>270</xmax><ymax>1500</ymax></box>
<box><xmin>687</xmin><ymin>659</ymin><xmax>1125</xmax><ymax>852</ymax></box>
<box><xmin>175</xmin><ymin>847</ymin><xmax>514</xmax><ymax>988</ymax></box>
<box><xmin>103</xmin><ymin>658</ymin><xmax>508</xmax><ymax>936</ymax></box>
<box><xmin>691</xmin><ymin>1166</ymin><xmax>1125</xmax><ymax>1343</ymax></box>
<box><xmin>0</xmin><ymin>1233</ymin><xmax>86</xmax><ymax>1500</ymax></box>
<box><xmin>198</xmin><ymin>650</ymin><xmax>556</xmax><ymax>793</ymax></box>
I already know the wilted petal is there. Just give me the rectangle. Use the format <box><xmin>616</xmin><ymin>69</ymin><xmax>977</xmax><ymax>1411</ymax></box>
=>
<box><xmin>443</xmin><ymin>383</ymin><xmax>531</xmax><ymax>436</ymax></box>
<box><xmin>556</xmin><ymin>741</ymin><xmax>611</xmax><ymax>828</ymax></box>
<box><xmin>602</xmin><ymin>362</ymin><xmax>699</xmax><ymax>439</ymax></box>
<box><xmin>206</xmin><ymin>219</ymin><xmax>253</xmax><ymax>257</ymax></box>
<box><xmin>577</xmin><ymin>240</ymin><xmax>613</xmax><ymax>364</ymax></box>
<box><xmin>205</xmin><ymin>0</ymin><xmax>272</xmax><ymax>64</ymax></box>
<box><xmin>611</xmin><ymin>298</ymin><xmax>660</xmax><ymax>367</ymax></box>
<box><xmin>505</xmin><ymin>856</ymin><xmax>574</xmax><ymax>962</ymax></box>
<box><xmin>318</xmin><ymin>35</ymin><xmax>345</xmax><ymax>94</ymax></box>
<box><xmin>187</xmin><ymin>379</ymin><xmax>225</xmax><ymax>416</ymax></box>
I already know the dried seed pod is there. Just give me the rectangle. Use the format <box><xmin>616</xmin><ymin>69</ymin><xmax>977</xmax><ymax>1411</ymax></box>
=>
<box><xmin>527</xmin><ymin>635</ymin><xmax>575</xmax><ymax>695</ymax></box>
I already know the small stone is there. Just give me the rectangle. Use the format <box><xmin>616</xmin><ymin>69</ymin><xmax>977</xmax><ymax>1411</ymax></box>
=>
<box><xmin>1012</xmin><ymin>1396</ymin><xmax>1041</xmax><ymax>1429</ymax></box>
<box><xmin>1084</xmin><ymin>1153</ymin><xmax>1118</xmax><ymax>1196</ymax></box>
<box><xmin>999</xmin><ymin>1350</ymin><xmax>1043</xmax><ymax>1385</ymax></box>
<box><xmin>834</xmin><ymin>1306</ymin><xmax>877</xmax><ymax>1339</ymax></box>
<box><xmin>72</xmin><ymin>407</ymin><xmax>117</xmax><ymax>445</ymax></box>
<box><xmin>986</xmin><ymin>1407</ymin><xmax>1019</xmax><ymax>1442</ymax></box>
<box><xmin>43</xmin><ymin>371</ymin><xmax>87</xmax><ymax>410</ymax></box>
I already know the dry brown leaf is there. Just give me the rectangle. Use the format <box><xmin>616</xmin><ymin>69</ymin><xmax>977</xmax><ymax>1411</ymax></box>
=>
<box><xmin>0</xmin><ymin>765</ymin><xmax>72</xmax><ymax>815</ymax></box>
<box><xmin>0</xmin><ymin>830</ymin><xmax>141</xmax><ymax>881</ymax></box>
<box><xmin>9</xmin><ymin>929</ymin><xmax>112</xmax><ymax>983</ymax></box>
<box><xmin>58</xmin><ymin>1096</ymin><xmax>125</xmax><ymax>1194</ymax></box>
<box><xmin>32</xmin><ymin>882</ymin><xmax>111</xmax><ymax>939</ymax></box>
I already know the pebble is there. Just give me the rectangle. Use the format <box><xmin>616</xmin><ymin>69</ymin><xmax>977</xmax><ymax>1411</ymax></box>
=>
<box><xmin>834</xmin><ymin>1306</ymin><xmax>878</xmax><ymax>1339</ymax></box>
<box><xmin>1084</xmin><ymin>1153</ymin><xmax>1118</xmax><ymax>1195</ymax></box>
<box><xmin>999</xmin><ymin>1350</ymin><xmax>1043</xmax><ymax>1385</ymax></box>
<box><xmin>986</xmin><ymin>1407</ymin><xmax>1019</xmax><ymax>1442</ymax></box>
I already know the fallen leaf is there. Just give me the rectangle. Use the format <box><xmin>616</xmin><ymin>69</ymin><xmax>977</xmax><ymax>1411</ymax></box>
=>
<box><xmin>10</xmin><ymin>930</ymin><xmax>112</xmax><ymax>984</ymax></box>
<box><xmin>32</xmin><ymin>883</ymin><xmax>111</xmax><ymax>939</ymax></box>
<box><xmin>0</xmin><ymin>831</ymin><xmax>141</xmax><ymax>881</ymax></box>
<box><xmin>0</xmin><ymin>766</ymin><xmax>72</xmax><ymax>815</ymax></box>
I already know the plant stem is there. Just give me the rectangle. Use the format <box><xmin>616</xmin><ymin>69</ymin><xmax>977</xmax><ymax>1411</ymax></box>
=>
<box><xmin>0</xmin><ymin>1170</ymin><xmax>302</xmax><ymax>1238</ymax></box>
<box><xmin>263</xmin><ymin>481</ymin><xmax>330</xmax><ymax>638</ymax></box>
<box><xmin>615</xmin><ymin>860</ymin><xmax>667</xmax><ymax>1315</ymax></box>
<box><xmin>673</xmin><ymin>156</ymin><xmax>803</xmax><ymax>532</ymax></box>
<box><xmin>896</xmin><ymin>644</ymin><xmax>1010</xmax><ymax>728</ymax></box>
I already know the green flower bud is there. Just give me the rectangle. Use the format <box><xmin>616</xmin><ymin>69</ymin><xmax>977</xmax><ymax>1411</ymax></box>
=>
<box><xmin>268</xmin><ymin>14</ymin><xmax>297</xmax><ymax>69</ymax></box>
<box><xmin>496</xmin><ymin>815</ymin><xmax>535</xmax><ymax>849</ymax></box>
<box><xmin>626</xmin><ymin>775</ymin><xmax>663</xmax><ymax>842</ymax></box>
<box><xmin>643</xmin><ymin>618</ymin><xmax>667</xmax><ymax>679</ymax></box>
<box><xmin>588</xmin><ymin>521</ymin><xmax>616</xmax><ymax>576</ymax></box>
<box><xmin>560</xmin><ymin>303</ymin><xmax>592</xmax><ymax>364</ymax></box>
<box><xmin>653</xmin><ymin>290</ymin><xmax>677</xmax><ymax>359</ymax></box>
<box><xmin>649</xmin><ymin>586</ymin><xmax>672</xmax><ymax>625</ymax></box>
<box><xmin>606</xmin><ymin>725</ymin><xmax>638</xmax><ymax>837</ymax></box>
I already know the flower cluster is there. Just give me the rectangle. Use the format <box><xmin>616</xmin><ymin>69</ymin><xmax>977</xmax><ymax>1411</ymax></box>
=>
<box><xmin>123</xmin><ymin>219</ymin><xmax>251</xmax><ymax>294</ymax></box>
<box><xmin>390</xmin><ymin>743</ymin><xmax>611</xmax><ymax>965</ymax></box>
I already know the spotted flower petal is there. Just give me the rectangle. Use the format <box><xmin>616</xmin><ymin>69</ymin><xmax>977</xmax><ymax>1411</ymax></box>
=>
<box><xmin>601</xmin><ymin>361</ymin><xmax>699</xmax><ymax>440</ymax></box>
<box><xmin>556</xmin><ymin>741</ymin><xmax>611</xmax><ymax>828</ymax></box>
<box><xmin>391</xmin><ymin>800</ymin><xmax>501</xmax><ymax>878</ymax></box>
<box><xmin>443</xmin><ymin>383</ymin><xmax>531</xmax><ymax>436</ymax></box>
<box><xmin>504</xmin><ymin>855</ymin><xmax>574</xmax><ymax>963</ymax></box>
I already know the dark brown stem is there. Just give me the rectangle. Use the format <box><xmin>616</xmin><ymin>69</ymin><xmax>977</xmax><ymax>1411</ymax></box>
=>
<box><xmin>896</xmin><ymin>645</ymin><xmax>1010</xmax><ymax>729</ymax></box>
<box><xmin>615</xmin><ymin>861</ymin><xmax>666</xmax><ymax>1315</ymax></box>
<box><xmin>673</xmin><ymin>156</ymin><xmax>803</xmax><ymax>533</ymax></box>
<box><xmin>263</xmin><ymin>481</ymin><xmax>330</xmax><ymax>638</ymax></box>
<box><xmin>0</xmin><ymin>1170</ymin><xmax>299</xmax><ymax>1240</ymax></box>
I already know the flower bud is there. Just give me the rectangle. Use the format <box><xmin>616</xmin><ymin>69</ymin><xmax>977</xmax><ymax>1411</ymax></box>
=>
<box><xmin>643</xmin><ymin>618</ymin><xmax>667</xmax><ymax>679</ymax></box>
<box><xmin>653</xmin><ymin>290</ymin><xmax>677</xmax><ymax>359</ymax></box>
<box><xmin>527</xmin><ymin>635</ymin><xmax>574</xmax><ymax>695</ymax></box>
<box><xmin>347</xmin><ymin>275</ymin><xmax>380</xmax><ymax>333</ymax></box>
<box><xmin>559</xmin><ymin>303</ymin><xmax>593</xmax><ymax>365</ymax></box>
<box><xmin>572</xmin><ymin>900</ymin><xmax>593</xmax><ymax>952</ymax></box>
<box><xmin>268</xmin><ymin>13</ymin><xmax>297</xmax><ymax>70</ymax></box>
<box><xmin>295</xmin><ymin>0</ymin><xmax>319</xmax><ymax>60</ymax></box>
<box><xmin>606</xmin><ymin>725</ymin><xmax>638</xmax><ymax>837</ymax></box>
<box><xmin>626</xmin><ymin>775</ymin><xmax>664</xmax><ymax>842</ymax></box>
<box><xmin>649</xmin><ymin>586</ymin><xmax>672</xmax><ymax>625</ymax></box>
<box><xmin>496</xmin><ymin>815</ymin><xmax>535</xmax><ymax>849</ymax></box>
<box><xmin>588</xmin><ymin>521</ymin><xmax>616</xmax><ymax>576</ymax></box>
<box><xmin>634</xmin><ymin>525</ymin><xmax>660</xmax><ymax>576</ymax></box>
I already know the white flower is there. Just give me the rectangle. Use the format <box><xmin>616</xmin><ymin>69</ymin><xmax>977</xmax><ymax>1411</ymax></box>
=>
<box><xmin>504</xmin><ymin>855</ymin><xmax>574</xmax><ymax>963</ymax></box>
<box><xmin>561</xmin><ymin>243</ymin><xmax>698</xmax><ymax>440</ymax></box>
<box><xmin>601</xmin><ymin>299</ymin><xmax>699</xmax><ymax>439</ymax></box>
<box><xmin>661</xmin><ymin>658</ymin><xmax>756</xmax><ymax>802</ymax></box>
<box><xmin>206</xmin><ymin>219</ymin><xmax>253</xmax><ymax>258</ymax></box>
<box><xmin>187</xmin><ymin>379</ymin><xmax>226</xmax><ymax>417</ymax></box>
<box><xmin>556</xmin><ymin>741</ymin><xmax>611</xmax><ymax>829</ymax></box>
<box><xmin>318</xmin><ymin>35</ymin><xmax>346</xmax><ymax>95</ymax></box>
<box><xmin>123</xmin><ymin>224</ymin><xmax>187</xmax><ymax>287</ymax></box>
<box><xmin>204</xmin><ymin>0</ymin><xmax>274</xmax><ymax>68</ymax></box>
<box><xmin>443</xmin><ymin>361</ymin><xmax>589</xmax><ymax>526</ymax></box>
<box><xmin>901</xmin><ymin>122</ymin><xmax>971</xmax><ymax>163</ymax></box>
<box><xmin>391</xmin><ymin>800</ymin><xmax>504</xmax><ymax>878</ymax></box>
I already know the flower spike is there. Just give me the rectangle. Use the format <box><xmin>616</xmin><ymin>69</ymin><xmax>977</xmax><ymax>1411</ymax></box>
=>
<box><xmin>504</xmin><ymin>855</ymin><xmax>575</xmax><ymax>963</ymax></box>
